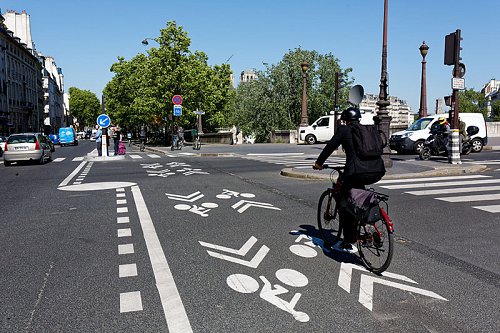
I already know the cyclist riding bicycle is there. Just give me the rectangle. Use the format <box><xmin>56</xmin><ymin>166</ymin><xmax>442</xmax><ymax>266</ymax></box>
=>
<box><xmin>139</xmin><ymin>126</ymin><xmax>147</xmax><ymax>150</ymax></box>
<box><xmin>313</xmin><ymin>107</ymin><xmax>384</xmax><ymax>252</ymax></box>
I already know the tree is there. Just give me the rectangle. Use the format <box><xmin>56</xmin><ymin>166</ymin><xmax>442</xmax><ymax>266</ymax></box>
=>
<box><xmin>232</xmin><ymin>48</ymin><xmax>352</xmax><ymax>142</ymax></box>
<box><xmin>491</xmin><ymin>100</ymin><xmax>500</xmax><ymax>120</ymax></box>
<box><xmin>68</xmin><ymin>87</ymin><xmax>101</xmax><ymax>129</ymax></box>
<box><xmin>458</xmin><ymin>88</ymin><xmax>486</xmax><ymax>116</ymax></box>
<box><xmin>104</xmin><ymin>21</ymin><xmax>234</xmax><ymax>133</ymax></box>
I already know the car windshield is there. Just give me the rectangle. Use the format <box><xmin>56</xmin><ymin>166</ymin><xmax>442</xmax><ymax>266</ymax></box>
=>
<box><xmin>407</xmin><ymin>118</ymin><xmax>433</xmax><ymax>131</ymax></box>
<box><xmin>7</xmin><ymin>135</ymin><xmax>36</xmax><ymax>144</ymax></box>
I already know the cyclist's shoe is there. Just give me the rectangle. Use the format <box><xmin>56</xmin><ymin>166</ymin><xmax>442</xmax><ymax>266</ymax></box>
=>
<box><xmin>333</xmin><ymin>241</ymin><xmax>358</xmax><ymax>254</ymax></box>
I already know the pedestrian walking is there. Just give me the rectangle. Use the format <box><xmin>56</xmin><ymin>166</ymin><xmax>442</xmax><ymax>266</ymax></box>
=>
<box><xmin>95</xmin><ymin>125</ymin><xmax>102</xmax><ymax>156</ymax></box>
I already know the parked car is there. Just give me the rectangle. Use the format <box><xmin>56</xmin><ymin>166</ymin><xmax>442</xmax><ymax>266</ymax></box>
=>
<box><xmin>0</xmin><ymin>135</ymin><xmax>7</xmax><ymax>156</ymax></box>
<box><xmin>84</xmin><ymin>130</ymin><xmax>92</xmax><ymax>140</ymax></box>
<box><xmin>49</xmin><ymin>134</ymin><xmax>60</xmax><ymax>145</ymax></box>
<box><xmin>3</xmin><ymin>133</ymin><xmax>52</xmax><ymax>166</ymax></box>
<box><xmin>43</xmin><ymin>134</ymin><xmax>56</xmax><ymax>152</ymax></box>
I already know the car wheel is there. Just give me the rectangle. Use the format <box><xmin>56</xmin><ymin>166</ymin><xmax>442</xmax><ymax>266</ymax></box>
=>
<box><xmin>414</xmin><ymin>140</ymin><xmax>425</xmax><ymax>154</ymax></box>
<box><xmin>471</xmin><ymin>138</ymin><xmax>483</xmax><ymax>152</ymax></box>
<box><xmin>305</xmin><ymin>134</ymin><xmax>317</xmax><ymax>145</ymax></box>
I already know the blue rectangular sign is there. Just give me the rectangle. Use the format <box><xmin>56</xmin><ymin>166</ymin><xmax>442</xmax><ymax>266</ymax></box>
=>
<box><xmin>173</xmin><ymin>105</ymin><xmax>182</xmax><ymax>116</ymax></box>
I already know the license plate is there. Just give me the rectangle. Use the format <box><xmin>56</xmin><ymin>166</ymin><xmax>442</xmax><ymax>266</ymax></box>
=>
<box><xmin>14</xmin><ymin>146</ymin><xmax>28</xmax><ymax>150</ymax></box>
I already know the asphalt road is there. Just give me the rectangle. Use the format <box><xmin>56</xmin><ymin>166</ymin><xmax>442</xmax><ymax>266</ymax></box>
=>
<box><xmin>0</xmin><ymin>140</ymin><xmax>499</xmax><ymax>332</ymax></box>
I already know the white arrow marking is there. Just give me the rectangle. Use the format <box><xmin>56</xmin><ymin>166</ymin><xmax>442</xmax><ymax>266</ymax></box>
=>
<box><xmin>199</xmin><ymin>236</ymin><xmax>269</xmax><ymax>268</ymax></box>
<box><xmin>199</xmin><ymin>236</ymin><xmax>258</xmax><ymax>256</ymax></box>
<box><xmin>358</xmin><ymin>274</ymin><xmax>448</xmax><ymax>311</ymax></box>
<box><xmin>232</xmin><ymin>200</ymin><xmax>281</xmax><ymax>213</ymax></box>
<box><xmin>165</xmin><ymin>191</ymin><xmax>204</xmax><ymax>202</ymax></box>
<box><xmin>338</xmin><ymin>263</ymin><xmax>417</xmax><ymax>293</ymax></box>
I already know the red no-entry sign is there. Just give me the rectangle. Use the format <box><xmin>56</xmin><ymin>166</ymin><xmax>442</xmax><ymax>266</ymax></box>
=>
<box><xmin>172</xmin><ymin>95</ymin><xmax>183</xmax><ymax>105</ymax></box>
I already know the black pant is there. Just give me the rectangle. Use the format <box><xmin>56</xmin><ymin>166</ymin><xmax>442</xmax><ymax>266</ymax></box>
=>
<box><xmin>339</xmin><ymin>175</ymin><xmax>365</xmax><ymax>243</ymax></box>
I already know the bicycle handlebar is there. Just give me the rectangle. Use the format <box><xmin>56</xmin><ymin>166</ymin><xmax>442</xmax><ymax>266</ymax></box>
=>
<box><xmin>322</xmin><ymin>164</ymin><xmax>345</xmax><ymax>172</ymax></box>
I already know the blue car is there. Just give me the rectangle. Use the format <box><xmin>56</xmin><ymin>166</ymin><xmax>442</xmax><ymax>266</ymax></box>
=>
<box><xmin>48</xmin><ymin>134</ymin><xmax>60</xmax><ymax>145</ymax></box>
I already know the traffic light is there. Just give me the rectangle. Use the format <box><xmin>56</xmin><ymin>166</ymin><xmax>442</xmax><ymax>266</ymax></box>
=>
<box><xmin>444</xmin><ymin>29</ymin><xmax>462</xmax><ymax>66</ymax></box>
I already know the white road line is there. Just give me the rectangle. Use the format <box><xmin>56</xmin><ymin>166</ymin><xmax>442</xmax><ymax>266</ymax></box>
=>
<box><xmin>52</xmin><ymin>158</ymin><xmax>65</xmax><ymax>162</ymax></box>
<box><xmin>116</xmin><ymin>188</ymin><xmax>125</xmax><ymax>192</ymax></box>
<box><xmin>436</xmin><ymin>193</ymin><xmax>500</xmax><ymax>202</ymax></box>
<box><xmin>129</xmin><ymin>155</ymin><xmax>142</xmax><ymax>159</ymax></box>
<box><xmin>147</xmin><ymin>154</ymin><xmax>161</xmax><ymax>158</ymax></box>
<box><xmin>118</xmin><ymin>228</ymin><xmax>132</xmax><ymax>237</ymax></box>
<box><xmin>380</xmin><ymin>178</ymin><xmax>500</xmax><ymax>190</ymax></box>
<box><xmin>119</xmin><ymin>263</ymin><xmax>138</xmax><ymax>277</ymax></box>
<box><xmin>246</xmin><ymin>153</ymin><xmax>305</xmax><ymax>156</ymax></box>
<box><xmin>118</xmin><ymin>244</ymin><xmax>134</xmax><ymax>255</ymax></box>
<box><xmin>131</xmin><ymin>185</ymin><xmax>192</xmax><ymax>333</ymax></box>
<box><xmin>72</xmin><ymin>157</ymin><xmax>84</xmax><ymax>161</ymax></box>
<box><xmin>59</xmin><ymin>161</ymin><xmax>87</xmax><ymax>187</ymax></box>
<box><xmin>117</xmin><ymin>216</ymin><xmax>130</xmax><ymax>224</ymax></box>
<box><xmin>377</xmin><ymin>174</ymin><xmax>489</xmax><ymax>184</ymax></box>
<box><xmin>406</xmin><ymin>185</ymin><xmax>500</xmax><ymax>196</ymax></box>
<box><xmin>117</xmin><ymin>207</ymin><xmax>128</xmax><ymax>213</ymax></box>
<box><xmin>117</xmin><ymin>199</ymin><xmax>127</xmax><ymax>205</ymax></box>
<box><xmin>116</xmin><ymin>193</ymin><xmax>126</xmax><ymax>198</ymax></box>
<box><xmin>473</xmin><ymin>205</ymin><xmax>500</xmax><ymax>213</ymax></box>
<box><xmin>120</xmin><ymin>291</ymin><xmax>143</xmax><ymax>313</ymax></box>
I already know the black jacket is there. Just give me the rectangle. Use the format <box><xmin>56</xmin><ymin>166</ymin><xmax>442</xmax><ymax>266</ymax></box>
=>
<box><xmin>316</xmin><ymin>121</ymin><xmax>385</xmax><ymax>183</ymax></box>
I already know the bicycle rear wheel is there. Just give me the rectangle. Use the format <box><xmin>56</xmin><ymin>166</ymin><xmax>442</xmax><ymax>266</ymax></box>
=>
<box><xmin>317</xmin><ymin>189</ymin><xmax>341</xmax><ymax>248</ymax></box>
<box><xmin>357</xmin><ymin>210</ymin><xmax>393</xmax><ymax>274</ymax></box>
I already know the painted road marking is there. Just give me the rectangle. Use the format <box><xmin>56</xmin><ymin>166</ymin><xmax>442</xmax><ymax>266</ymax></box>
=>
<box><xmin>129</xmin><ymin>155</ymin><xmax>142</xmax><ymax>159</ymax></box>
<box><xmin>58</xmin><ymin>161</ymin><xmax>87</xmax><ymax>187</ymax></box>
<box><xmin>117</xmin><ymin>199</ymin><xmax>127</xmax><ymax>205</ymax></box>
<box><xmin>147</xmin><ymin>154</ymin><xmax>161</xmax><ymax>158</ymax></box>
<box><xmin>377</xmin><ymin>174</ymin><xmax>489</xmax><ymax>184</ymax></box>
<box><xmin>120</xmin><ymin>291</ymin><xmax>143</xmax><ymax>313</ymax></box>
<box><xmin>117</xmin><ymin>216</ymin><xmax>130</xmax><ymax>224</ymax></box>
<box><xmin>117</xmin><ymin>193</ymin><xmax>126</xmax><ymax>198</ymax></box>
<box><xmin>406</xmin><ymin>185</ymin><xmax>500</xmax><ymax>196</ymax></box>
<box><xmin>473</xmin><ymin>204</ymin><xmax>500</xmax><ymax>213</ymax></box>
<box><xmin>437</xmin><ymin>193</ymin><xmax>500</xmax><ymax>202</ymax></box>
<box><xmin>117</xmin><ymin>207</ymin><xmax>128</xmax><ymax>213</ymax></box>
<box><xmin>380</xmin><ymin>178</ymin><xmax>500</xmax><ymax>190</ymax></box>
<box><xmin>52</xmin><ymin>157</ymin><xmax>65</xmax><ymax>162</ymax></box>
<box><xmin>118</xmin><ymin>244</ymin><xmax>135</xmax><ymax>255</ymax></box>
<box><xmin>72</xmin><ymin>157</ymin><xmax>84</xmax><ymax>161</ymax></box>
<box><xmin>118</xmin><ymin>228</ymin><xmax>131</xmax><ymax>237</ymax></box>
<box><xmin>119</xmin><ymin>264</ymin><xmax>138</xmax><ymax>278</ymax></box>
<box><xmin>131</xmin><ymin>185</ymin><xmax>193</xmax><ymax>332</ymax></box>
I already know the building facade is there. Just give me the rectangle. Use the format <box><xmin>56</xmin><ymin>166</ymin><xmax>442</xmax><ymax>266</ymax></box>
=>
<box><xmin>359</xmin><ymin>94</ymin><xmax>415</xmax><ymax>131</ymax></box>
<box><xmin>240</xmin><ymin>70</ymin><xmax>257</xmax><ymax>83</ymax></box>
<box><xmin>0</xmin><ymin>12</ymin><xmax>43</xmax><ymax>135</ymax></box>
<box><xmin>481</xmin><ymin>79</ymin><xmax>500</xmax><ymax>118</ymax></box>
<box><xmin>3</xmin><ymin>9</ymin><xmax>66</xmax><ymax>135</ymax></box>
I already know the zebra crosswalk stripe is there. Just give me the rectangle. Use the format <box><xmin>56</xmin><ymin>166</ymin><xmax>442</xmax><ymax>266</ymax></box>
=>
<box><xmin>473</xmin><ymin>205</ymin><xmax>500</xmax><ymax>213</ymax></box>
<box><xmin>377</xmin><ymin>174</ymin><xmax>489</xmax><ymax>184</ymax></box>
<box><xmin>53</xmin><ymin>157</ymin><xmax>65</xmax><ymax>162</ymax></box>
<box><xmin>129</xmin><ymin>155</ymin><xmax>142</xmax><ymax>159</ymax></box>
<box><xmin>147</xmin><ymin>154</ymin><xmax>161</xmax><ymax>158</ymax></box>
<box><xmin>406</xmin><ymin>185</ymin><xmax>500</xmax><ymax>196</ymax></box>
<box><xmin>436</xmin><ymin>193</ymin><xmax>500</xmax><ymax>202</ymax></box>
<box><xmin>379</xmin><ymin>178</ymin><xmax>500</xmax><ymax>190</ymax></box>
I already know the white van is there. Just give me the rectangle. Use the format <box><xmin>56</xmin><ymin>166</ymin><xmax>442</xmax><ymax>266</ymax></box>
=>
<box><xmin>389</xmin><ymin>113</ymin><xmax>487</xmax><ymax>154</ymax></box>
<box><xmin>299</xmin><ymin>111</ymin><xmax>374</xmax><ymax>145</ymax></box>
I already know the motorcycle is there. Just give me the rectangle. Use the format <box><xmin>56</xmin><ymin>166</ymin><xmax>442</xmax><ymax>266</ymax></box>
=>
<box><xmin>419</xmin><ymin>125</ymin><xmax>479</xmax><ymax>160</ymax></box>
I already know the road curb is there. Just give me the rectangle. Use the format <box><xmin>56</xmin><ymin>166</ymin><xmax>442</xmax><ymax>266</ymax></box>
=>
<box><xmin>280</xmin><ymin>164</ymin><xmax>489</xmax><ymax>181</ymax></box>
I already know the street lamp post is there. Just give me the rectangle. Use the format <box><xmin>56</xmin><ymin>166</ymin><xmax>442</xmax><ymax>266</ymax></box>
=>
<box><xmin>300</xmin><ymin>60</ymin><xmax>309</xmax><ymax>127</ymax></box>
<box><xmin>374</xmin><ymin>0</ymin><xmax>392</xmax><ymax>168</ymax></box>
<box><xmin>419</xmin><ymin>41</ymin><xmax>429</xmax><ymax>118</ymax></box>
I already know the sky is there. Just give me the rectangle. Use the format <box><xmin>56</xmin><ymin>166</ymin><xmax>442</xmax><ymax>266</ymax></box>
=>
<box><xmin>2</xmin><ymin>0</ymin><xmax>499</xmax><ymax>115</ymax></box>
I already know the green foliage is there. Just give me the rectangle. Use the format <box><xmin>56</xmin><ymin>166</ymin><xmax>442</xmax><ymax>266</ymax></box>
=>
<box><xmin>458</xmin><ymin>88</ymin><xmax>487</xmax><ymax>116</ymax></box>
<box><xmin>491</xmin><ymin>100</ymin><xmax>500</xmax><ymax>120</ymax></box>
<box><xmin>103</xmin><ymin>21</ymin><xmax>234</xmax><ymax>133</ymax></box>
<box><xmin>231</xmin><ymin>48</ymin><xmax>352</xmax><ymax>142</ymax></box>
<box><xmin>68</xmin><ymin>87</ymin><xmax>101</xmax><ymax>128</ymax></box>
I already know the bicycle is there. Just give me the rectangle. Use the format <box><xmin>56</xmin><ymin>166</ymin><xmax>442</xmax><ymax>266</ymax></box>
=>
<box><xmin>317</xmin><ymin>165</ymin><xmax>394</xmax><ymax>273</ymax></box>
<box><xmin>171</xmin><ymin>134</ymin><xmax>183</xmax><ymax>151</ymax></box>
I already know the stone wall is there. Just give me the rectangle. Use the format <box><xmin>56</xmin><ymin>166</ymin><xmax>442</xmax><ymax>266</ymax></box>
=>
<box><xmin>487</xmin><ymin>122</ymin><xmax>500</xmax><ymax>137</ymax></box>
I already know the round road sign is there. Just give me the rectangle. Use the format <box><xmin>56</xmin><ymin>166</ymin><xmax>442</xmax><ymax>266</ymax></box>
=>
<box><xmin>172</xmin><ymin>95</ymin><xmax>183</xmax><ymax>105</ymax></box>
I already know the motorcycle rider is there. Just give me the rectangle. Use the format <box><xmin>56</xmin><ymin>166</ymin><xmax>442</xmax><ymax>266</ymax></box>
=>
<box><xmin>430</xmin><ymin>116</ymin><xmax>450</xmax><ymax>152</ymax></box>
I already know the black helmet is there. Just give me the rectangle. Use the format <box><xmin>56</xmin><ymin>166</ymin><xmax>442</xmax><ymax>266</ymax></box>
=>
<box><xmin>340</xmin><ymin>107</ymin><xmax>361</xmax><ymax>121</ymax></box>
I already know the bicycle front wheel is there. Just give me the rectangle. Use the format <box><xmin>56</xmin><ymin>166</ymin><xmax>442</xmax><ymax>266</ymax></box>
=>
<box><xmin>357</xmin><ymin>211</ymin><xmax>394</xmax><ymax>274</ymax></box>
<box><xmin>317</xmin><ymin>189</ymin><xmax>341</xmax><ymax>248</ymax></box>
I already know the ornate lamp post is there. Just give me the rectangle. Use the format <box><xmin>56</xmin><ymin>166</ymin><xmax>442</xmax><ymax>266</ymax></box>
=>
<box><xmin>419</xmin><ymin>41</ymin><xmax>429</xmax><ymax>118</ymax></box>
<box><xmin>300</xmin><ymin>60</ymin><xmax>309</xmax><ymax>127</ymax></box>
<box><xmin>374</xmin><ymin>0</ymin><xmax>392</xmax><ymax>167</ymax></box>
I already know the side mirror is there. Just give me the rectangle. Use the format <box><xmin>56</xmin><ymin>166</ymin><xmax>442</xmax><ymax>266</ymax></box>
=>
<box><xmin>312</xmin><ymin>125</ymin><xmax>317</xmax><ymax>129</ymax></box>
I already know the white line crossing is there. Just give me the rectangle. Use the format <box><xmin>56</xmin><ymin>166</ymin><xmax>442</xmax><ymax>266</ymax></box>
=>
<box><xmin>52</xmin><ymin>157</ymin><xmax>65</xmax><ymax>162</ymax></box>
<box><xmin>242</xmin><ymin>153</ymin><xmax>345</xmax><ymax>167</ymax></box>
<box><xmin>129</xmin><ymin>154</ymin><xmax>143</xmax><ymax>159</ymax></box>
<box><xmin>378</xmin><ymin>174</ymin><xmax>500</xmax><ymax>214</ymax></box>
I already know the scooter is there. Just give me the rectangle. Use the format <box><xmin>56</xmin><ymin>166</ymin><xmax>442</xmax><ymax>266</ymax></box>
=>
<box><xmin>419</xmin><ymin>126</ymin><xmax>479</xmax><ymax>160</ymax></box>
